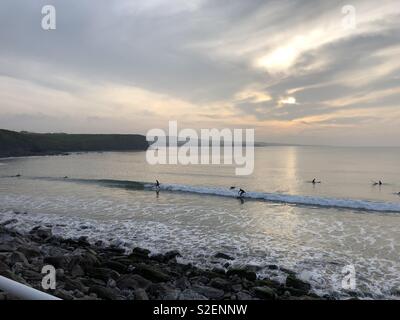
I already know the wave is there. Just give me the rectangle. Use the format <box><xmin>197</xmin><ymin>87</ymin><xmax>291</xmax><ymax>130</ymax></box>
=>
<box><xmin>28</xmin><ymin>176</ymin><xmax>400</xmax><ymax>213</ymax></box>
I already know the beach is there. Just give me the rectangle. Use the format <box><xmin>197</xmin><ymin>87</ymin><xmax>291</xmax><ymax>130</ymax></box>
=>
<box><xmin>0</xmin><ymin>215</ymin><xmax>319</xmax><ymax>300</ymax></box>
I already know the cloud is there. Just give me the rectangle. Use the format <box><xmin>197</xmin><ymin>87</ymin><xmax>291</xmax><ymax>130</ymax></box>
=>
<box><xmin>0</xmin><ymin>0</ymin><xmax>400</xmax><ymax>145</ymax></box>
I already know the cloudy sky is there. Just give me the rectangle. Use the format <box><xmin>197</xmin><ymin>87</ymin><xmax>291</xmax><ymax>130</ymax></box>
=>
<box><xmin>0</xmin><ymin>0</ymin><xmax>399</xmax><ymax>146</ymax></box>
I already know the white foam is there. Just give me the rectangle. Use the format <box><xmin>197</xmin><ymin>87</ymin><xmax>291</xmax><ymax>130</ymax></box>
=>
<box><xmin>159</xmin><ymin>183</ymin><xmax>400</xmax><ymax>213</ymax></box>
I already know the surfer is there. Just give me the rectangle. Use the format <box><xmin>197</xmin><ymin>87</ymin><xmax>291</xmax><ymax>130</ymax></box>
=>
<box><xmin>15</xmin><ymin>174</ymin><xmax>21</xmax><ymax>177</ymax></box>
<box><xmin>156</xmin><ymin>180</ymin><xmax>160</xmax><ymax>188</ymax></box>
<box><xmin>63</xmin><ymin>176</ymin><xmax>68</xmax><ymax>179</ymax></box>
<box><xmin>238</xmin><ymin>188</ymin><xmax>246</xmax><ymax>197</ymax></box>
<box><xmin>311</xmin><ymin>178</ymin><xmax>321</xmax><ymax>184</ymax></box>
<box><xmin>230</xmin><ymin>186</ymin><xmax>236</xmax><ymax>190</ymax></box>
<box><xmin>372</xmin><ymin>180</ymin><xmax>383</xmax><ymax>186</ymax></box>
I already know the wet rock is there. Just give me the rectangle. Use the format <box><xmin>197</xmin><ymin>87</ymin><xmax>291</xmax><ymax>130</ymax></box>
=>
<box><xmin>214</xmin><ymin>253</ymin><xmax>235</xmax><ymax>260</ymax></box>
<box><xmin>55</xmin><ymin>289</ymin><xmax>74</xmax><ymax>300</ymax></box>
<box><xmin>10</xmin><ymin>252</ymin><xmax>29</xmax><ymax>265</ymax></box>
<box><xmin>71</xmin><ymin>264</ymin><xmax>85</xmax><ymax>277</ymax></box>
<box><xmin>64</xmin><ymin>278</ymin><xmax>88</xmax><ymax>293</ymax></box>
<box><xmin>285</xmin><ymin>274</ymin><xmax>311</xmax><ymax>293</ymax></box>
<box><xmin>236</xmin><ymin>291</ymin><xmax>253</xmax><ymax>300</ymax></box>
<box><xmin>129</xmin><ymin>247</ymin><xmax>150</xmax><ymax>259</ymax></box>
<box><xmin>148</xmin><ymin>283</ymin><xmax>181</xmax><ymax>300</ymax></box>
<box><xmin>210</xmin><ymin>278</ymin><xmax>231</xmax><ymax>290</ymax></box>
<box><xmin>44</xmin><ymin>256</ymin><xmax>70</xmax><ymax>269</ymax></box>
<box><xmin>174</xmin><ymin>277</ymin><xmax>191</xmax><ymax>290</ymax></box>
<box><xmin>253</xmin><ymin>286</ymin><xmax>276</xmax><ymax>300</ymax></box>
<box><xmin>117</xmin><ymin>274</ymin><xmax>152</xmax><ymax>290</ymax></box>
<box><xmin>86</xmin><ymin>267</ymin><xmax>120</xmax><ymax>281</ymax></box>
<box><xmin>132</xmin><ymin>264</ymin><xmax>171</xmax><ymax>283</ymax></box>
<box><xmin>103</xmin><ymin>261</ymin><xmax>128</xmax><ymax>273</ymax></box>
<box><xmin>0</xmin><ymin>261</ymin><xmax>10</xmax><ymax>272</ymax></box>
<box><xmin>227</xmin><ymin>268</ymin><xmax>257</xmax><ymax>281</ymax></box>
<box><xmin>17</xmin><ymin>245</ymin><xmax>41</xmax><ymax>260</ymax></box>
<box><xmin>163</xmin><ymin>250</ymin><xmax>181</xmax><ymax>261</ymax></box>
<box><xmin>134</xmin><ymin>288</ymin><xmax>149</xmax><ymax>300</ymax></box>
<box><xmin>192</xmin><ymin>284</ymin><xmax>225</xmax><ymax>299</ymax></box>
<box><xmin>0</xmin><ymin>244</ymin><xmax>17</xmax><ymax>252</ymax></box>
<box><xmin>90</xmin><ymin>285</ymin><xmax>122</xmax><ymax>300</ymax></box>
<box><xmin>1</xmin><ymin>219</ymin><xmax>18</xmax><ymax>227</ymax></box>
<box><xmin>179</xmin><ymin>289</ymin><xmax>208</xmax><ymax>300</ymax></box>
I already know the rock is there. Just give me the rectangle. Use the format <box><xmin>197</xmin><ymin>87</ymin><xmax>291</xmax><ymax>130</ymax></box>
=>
<box><xmin>227</xmin><ymin>267</ymin><xmax>257</xmax><ymax>281</ymax></box>
<box><xmin>117</xmin><ymin>274</ymin><xmax>152</xmax><ymax>290</ymax></box>
<box><xmin>103</xmin><ymin>261</ymin><xmax>128</xmax><ymax>273</ymax></box>
<box><xmin>10</xmin><ymin>252</ymin><xmax>29</xmax><ymax>265</ymax></box>
<box><xmin>44</xmin><ymin>256</ymin><xmax>70</xmax><ymax>268</ymax></box>
<box><xmin>192</xmin><ymin>285</ymin><xmax>225</xmax><ymax>299</ymax></box>
<box><xmin>132</xmin><ymin>264</ymin><xmax>171</xmax><ymax>283</ymax></box>
<box><xmin>236</xmin><ymin>291</ymin><xmax>253</xmax><ymax>300</ymax></box>
<box><xmin>174</xmin><ymin>277</ymin><xmax>191</xmax><ymax>290</ymax></box>
<box><xmin>0</xmin><ymin>244</ymin><xmax>17</xmax><ymax>252</ymax></box>
<box><xmin>107</xmin><ymin>279</ymin><xmax>117</xmax><ymax>288</ymax></box>
<box><xmin>71</xmin><ymin>264</ymin><xmax>85</xmax><ymax>277</ymax></box>
<box><xmin>129</xmin><ymin>247</ymin><xmax>150</xmax><ymax>259</ymax></box>
<box><xmin>179</xmin><ymin>289</ymin><xmax>208</xmax><ymax>300</ymax></box>
<box><xmin>210</xmin><ymin>278</ymin><xmax>231</xmax><ymax>290</ymax></box>
<box><xmin>86</xmin><ymin>267</ymin><xmax>120</xmax><ymax>281</ymax></box>
<box><xmin>17</xmin><ymin>245</ymin><xmax>41</xmax><ymax>260</ymax></box>
<box><xmin>147</xmin><ymin>283</ymin><xmax>181</xmax><ymax>300</ymax></box>
<box><xmin>268</xmin><ymin>264</ymin><xmax>279</xmax><ymax>270</ymax></box>
<box><xmin>64</xmin><ymin>278</ymin><xmax>88</xmax><ymax>293</ymax></box>
<box><xmin>253</xmin><ymin>286</ymin><xmax>276</xmax><ymax>300</ymax></box>
<box><xmin>134</xmin><ymin>288</ymin><xmax>149</xmax><ymax>300</ymax></box>
<box><xmin>90</xmin><ymin>285</ymin><xmax>122</xmax><ymax>300</ymax></box>
<box><xmin>285</xmin><ymin>274</ymin><xmax>311</xmax><ymax>293</ymax></box>
<box><xmin>0</xmin><ymin>261</ymin><xmax>10</xmax><ymax>272</ymax></box>
<box><xmin>163</xmin><ymin>250</ymin><xmax>181</xmax><ymax>261</ymax></box>
<box><xmin>232</xmin><ymin>284</ymin><xmax>243</xmax><ymax>292</ymax></box>
<box><xmin>55</xmin><ymin>289</ymin><xmax>74</xmax><ymax>300</ymax></box>
<box><xmin>214</xmin><ymin>253</ymin><xmax>235</xmax><ymax>260</ymax></box>
<box><xmin>20</xmin><ymin>270</ymin><xmax>42</xmax><ymax>281</ymax></box>
<box><xmin>1</xmin><ymin>219</ymin><xmax>18</xmax><ymax>227</ymax></box>
<box><xmin>33</xmin><ymin>227</ymin><xmax>52</xmax><ymax>240</ymax></box>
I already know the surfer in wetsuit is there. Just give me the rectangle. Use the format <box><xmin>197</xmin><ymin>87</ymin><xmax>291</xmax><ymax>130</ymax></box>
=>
<box><xmin>156</xmin><ymin>180</ymin><xmax>160</xmax><ymax>188</ymax></box>
<box><xmin>238</xmin><ymin>188</ymin><xmax>246</xmax><ymax>197</ymax></box>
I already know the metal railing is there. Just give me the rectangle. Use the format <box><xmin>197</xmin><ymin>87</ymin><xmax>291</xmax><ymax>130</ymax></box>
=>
<box><xmin>0</xmin><ymin>275</ymin><xmax>61</xmax><ymax>300</ymax></box>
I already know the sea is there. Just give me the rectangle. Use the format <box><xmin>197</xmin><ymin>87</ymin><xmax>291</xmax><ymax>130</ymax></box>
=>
<box><xmin>0</xmin><ymin>146</ymin><xmax>399</xmax><ymax>299</ymax></box>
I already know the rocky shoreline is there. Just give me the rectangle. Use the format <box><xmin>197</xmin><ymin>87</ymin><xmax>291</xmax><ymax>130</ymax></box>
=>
<box><xmin>0</xmin><ymin>218</ymin><xmax>322</xmax><ymax>300</ymax></box>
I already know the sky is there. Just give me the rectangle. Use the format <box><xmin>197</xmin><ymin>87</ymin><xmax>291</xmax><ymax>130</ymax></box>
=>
<box><xmin>0</xmin><ymin>0</ymin><xmax>399</xmax><ymax>146</ymax></box>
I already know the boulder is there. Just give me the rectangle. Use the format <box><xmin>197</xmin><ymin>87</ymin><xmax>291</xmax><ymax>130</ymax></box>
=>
<box><xmin>214</xmin><ymin>253</ymin><xmax>235</xmax><ymax>260</ymax></box>
<box><xmin>285</xmin><ymin>274</ymin><xmax>311</xmax><ymax>293</ymax></box>
<box><xmin>132</xmin><ymin>264</ymin><xmax>171</xmax><ymax>283</ymax></box>
<box><xmin>117</xmin><ymin>274</ymin><xmax>152</xmax><ymax>290</ymax></box>
<box><xmin>10</xmin><ymin>252</ymin><xmax>29</xmax><ymax>265</ymax></box>
<box><xmin>253</xmin><ymin>286</ymin><xmax>276</xmax><ymax>300</ymax></box>
<box><xmin>192</xmin><ymin>284</ymin><xmax>225</xmax><ymax>299</ymax></box>
<box><xmin>226</xmin><ymin>267</ymin><xmax>257</xmax><ymax>281</ymax></box>
<box><xmin>134</xmin><ymin>288</ymin><xmax>149</xmax><ymax>300</ymax></box>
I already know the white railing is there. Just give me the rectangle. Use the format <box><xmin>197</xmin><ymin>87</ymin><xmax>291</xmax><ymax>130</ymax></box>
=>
<box><xmin>0</xmin><ymin>276</ymin><xmax>61</xmax><ymax>300</ymax></box>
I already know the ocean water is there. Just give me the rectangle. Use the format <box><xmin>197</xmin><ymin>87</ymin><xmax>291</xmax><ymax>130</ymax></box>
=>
<box><xmin>0</xmin><ymin>146</ymin><xmax>400</xmax><ymax>299</ymax></box>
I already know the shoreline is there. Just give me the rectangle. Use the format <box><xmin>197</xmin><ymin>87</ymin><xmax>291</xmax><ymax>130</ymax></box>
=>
<box><xmin>0</xmin><ymin>219</ymin><xmax>322</xmax><ymax>300</ymax></box>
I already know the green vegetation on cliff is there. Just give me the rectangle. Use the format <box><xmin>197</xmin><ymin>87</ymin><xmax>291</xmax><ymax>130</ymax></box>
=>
<box><xmin>0</xmin><ymin>129</ymin><xmax>149</xmax><ymax>157</ymax></box>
